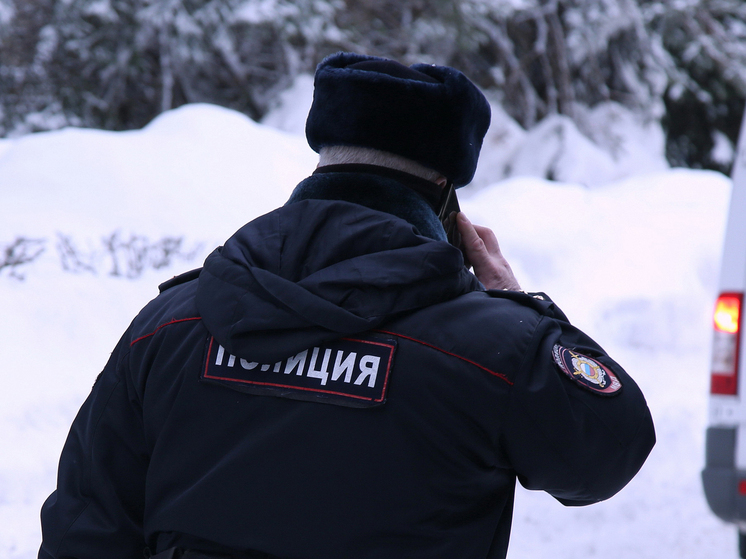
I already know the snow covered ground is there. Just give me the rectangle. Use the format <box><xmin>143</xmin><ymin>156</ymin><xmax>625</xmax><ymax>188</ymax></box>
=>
<box><xmin>0</xmin><ymin>100</ymin><xmax>737</xmax><ymax>558</ymax></box>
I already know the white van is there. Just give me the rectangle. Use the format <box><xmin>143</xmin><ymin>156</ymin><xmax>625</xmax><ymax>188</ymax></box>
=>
<box><xmin>704</xmin><ymin>114</ymin><xmax>746</xmax><ymax>556</ymax></box>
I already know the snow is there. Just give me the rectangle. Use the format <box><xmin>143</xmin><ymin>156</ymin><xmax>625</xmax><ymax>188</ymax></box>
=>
<box><xmin>82</xmin><ymin>0</ymin><xmax>116</xmax><ymax>20</ymax></box>
<box><xmin>0</xmin><ymin>98</ymin><xmax>738</xmax><ymax>557</ymax></box>
<box><xmin>471</xmin><ymin>100</ymin><xmax>670</xmax><ymax>189</ymax></box>
<box><xmin>713</xmin><ymin>130</ymin><xmax>736</xmax><ymax>166</ymax></box>
<box><xmin>233</xmin><ymin>0</ymin><xmax>299</xmax><ymax>25</ymax></box>
<box><xmin>261</xmin><ymin>73</ymin><xmax>315</xmax><ymax>137</ymax></box>
<box><xmin>0</xmin><ymin>1</ymin><xmax>14</xmax><ymax>26</ymax></box>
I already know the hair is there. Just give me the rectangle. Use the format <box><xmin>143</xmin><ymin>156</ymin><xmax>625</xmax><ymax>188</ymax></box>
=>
<box><xmin>318</xmin><ymin>146</ymin><xmax>447</xmax><ymax>185</ymax></box>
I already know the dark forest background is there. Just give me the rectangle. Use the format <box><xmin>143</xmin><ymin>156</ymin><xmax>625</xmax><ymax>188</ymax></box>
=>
<box><xmin>1</xmin><ymin>0</ymin><xmax>745</xmax><ymax>173</ymax></box>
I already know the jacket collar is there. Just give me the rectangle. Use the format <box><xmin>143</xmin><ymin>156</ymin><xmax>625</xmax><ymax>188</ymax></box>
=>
<box><xmin>285</xmin><ymin>167</ymin><xmax>447</xmax><ymax>241</ymax></box>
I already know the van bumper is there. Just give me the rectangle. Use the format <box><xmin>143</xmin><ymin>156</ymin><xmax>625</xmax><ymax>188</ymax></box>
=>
<box><xmin>703</xmin><ymin>426</ymin><xmax>741</xmax><ymax>522</ymax></box>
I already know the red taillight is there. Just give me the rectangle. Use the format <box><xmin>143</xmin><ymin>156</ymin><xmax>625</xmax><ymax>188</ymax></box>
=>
<box><xmin>711</xmin><ymin>292</ymin><xmax>743</xmax><ymax>395</ymax></box>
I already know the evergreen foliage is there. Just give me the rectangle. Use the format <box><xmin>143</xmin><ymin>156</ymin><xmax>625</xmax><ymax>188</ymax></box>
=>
<box><xmin>0</xmin><ymin>0</ymin><xmax>744</xmax><ymax>172</ymax></box>
<box><xmin>644</xmin><ymin>0</ymin><xmax>746</xmax><ymax>170</ymax></box>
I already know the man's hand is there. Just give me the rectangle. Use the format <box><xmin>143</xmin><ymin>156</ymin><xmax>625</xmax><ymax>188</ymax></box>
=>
<box><xmin>457</xmin><ymin>212</ymin><xmax>521</xmax><ymax>291</ymax></box>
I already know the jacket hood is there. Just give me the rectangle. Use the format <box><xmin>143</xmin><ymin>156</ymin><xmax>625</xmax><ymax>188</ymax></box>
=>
<box><xmin>197</xmin><ymin>198</ymin><xmax>479</xmax><ymax>362</ymax></box>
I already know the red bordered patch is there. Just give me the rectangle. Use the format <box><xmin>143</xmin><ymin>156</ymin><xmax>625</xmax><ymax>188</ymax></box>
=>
<box><xmin>201</xmin><ymin>334</ymin><xmax>397</xmax><ymax>408</ymax></box>
<box><xmin>552</xmin><ymin>345</ymin><xmax>622</xmax><ymax>396</ymax></box>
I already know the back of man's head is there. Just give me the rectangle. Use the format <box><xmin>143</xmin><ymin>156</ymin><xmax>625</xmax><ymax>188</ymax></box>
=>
<box><xmin>305</xmin><ymin>52</ymin><xmax>491</xmax><ymax>188</ymax></box>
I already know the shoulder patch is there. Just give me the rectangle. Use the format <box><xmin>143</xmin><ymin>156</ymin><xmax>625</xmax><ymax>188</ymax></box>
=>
<box><xmin>552</xmin><ymin>344</ymin><xmax>622</xmax><ymax>396</ymax></box>
<box><xmin>201</xmin><ymin>335</ymin><xmax>397</xmax><ymax>408</ymax></box>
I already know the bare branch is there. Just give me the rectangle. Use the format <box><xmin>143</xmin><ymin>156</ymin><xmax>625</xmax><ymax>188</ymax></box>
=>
<box><xmin>0</xmin><ymin>237</ymin><xmax>46</xmax><ymax>280</ymax></box>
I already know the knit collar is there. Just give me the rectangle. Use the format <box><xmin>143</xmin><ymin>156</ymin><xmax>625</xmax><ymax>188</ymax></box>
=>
<box><xmin>286</xmin><ymin>167</ymin><xmax>447</xmax><ymax>241</ymax></box>
<box><xmin>313</xmin><ymin>164</ymin><xmax>442</xmax><ymax>212</ymax></box>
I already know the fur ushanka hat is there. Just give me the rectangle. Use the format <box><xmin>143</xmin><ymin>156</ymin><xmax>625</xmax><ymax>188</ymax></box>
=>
<box><xmin>305</xmin><ymin>52</ymin><xmax>491</xmax><ymax>188</ymax></box>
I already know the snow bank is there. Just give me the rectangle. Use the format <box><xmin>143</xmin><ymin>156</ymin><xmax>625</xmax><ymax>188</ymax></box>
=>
<box><xmin>0</xmin><ymin>103</ymin><xmax>737</xmax><ymax>558</ymax></box>
<box><xmin>462</xmin><ymin>170</ymin><xmax>729</xmax><ymax>348</ymax></box>
<box><xmin>0</xmin><ymin>103</ymin><xmax>317</xmax><ymax>243</ymax></box>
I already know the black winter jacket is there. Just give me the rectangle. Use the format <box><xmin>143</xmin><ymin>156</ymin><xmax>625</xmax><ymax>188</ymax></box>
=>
<box><xmin>39</xmin><ymin>171</ymin><xmax>655</xmax><ymax>559</ymax></box>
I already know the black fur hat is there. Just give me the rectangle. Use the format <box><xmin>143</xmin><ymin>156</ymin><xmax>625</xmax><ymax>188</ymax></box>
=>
<box><xmin>305</xmin><ymin>52</ymin><xmax>491</xmax><ymax>188</ymax></box>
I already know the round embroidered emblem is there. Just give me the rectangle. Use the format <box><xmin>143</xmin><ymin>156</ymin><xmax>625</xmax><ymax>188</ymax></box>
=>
<box><xmin>552</xmin><ymin>345</ymin><xmax>622</xmax><ymax>396</ymax></box>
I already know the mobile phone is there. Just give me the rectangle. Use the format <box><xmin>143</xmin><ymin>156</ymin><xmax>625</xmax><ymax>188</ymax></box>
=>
<box><xmin>438</xmin><ymin>183</ymin><xmax>471</xmax><ymax>269</ymax></box>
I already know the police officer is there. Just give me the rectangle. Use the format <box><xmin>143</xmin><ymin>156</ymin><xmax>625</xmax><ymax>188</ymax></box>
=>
<box><xmin>39</xmin><ymin>52</ymin><xmax>655</xmax><ymax>559</ymax></box>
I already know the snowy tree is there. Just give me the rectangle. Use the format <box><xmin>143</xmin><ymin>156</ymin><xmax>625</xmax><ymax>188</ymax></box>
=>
<box><xmin>0</xmin><ymin>0</ymin><xmax>60</xmax><ymax>134</ymax></box>
<box><xmin>0</xmin><ymin>0</ymin><xmax>343</xmax><ymax>133</ymax></box>
<box><xmin>0</xmin><ymin>0</ymin><xmax>744</xmax><ymax>172</ymax></box>
<box><xmin>642</xmin><ymin>0</ymin><xmax>746</xmax><ymax>171</ymax></box>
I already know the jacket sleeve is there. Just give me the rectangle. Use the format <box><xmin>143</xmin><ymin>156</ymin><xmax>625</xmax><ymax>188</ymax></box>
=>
<box><xmin>39</xmin><ymin>333</ymin><xmax>149</xmax><ymax>559</ymax></box>
<box><xmin>501</xmin><ymin>294</ymin><xmax>656</xmax><ymax>506</ymax></box>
